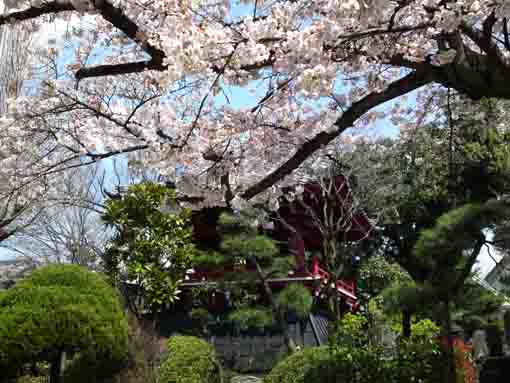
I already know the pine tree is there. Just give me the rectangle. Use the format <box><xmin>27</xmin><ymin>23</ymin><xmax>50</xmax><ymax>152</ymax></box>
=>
<box><xmin>194</xmin><ymin>210</ymin><xmax>313</xmax><ymax>353</ymax></box>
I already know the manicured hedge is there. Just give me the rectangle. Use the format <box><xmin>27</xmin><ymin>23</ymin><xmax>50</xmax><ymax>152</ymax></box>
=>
<box><xmin>159</xmin><ymin>336</ymin><xmax>221</xmax><ymax>383</ymax></box>
<box><xmin>0</xmin><ymin>265</ymin><xmax>129</xmax><ymax>378</ymax></box>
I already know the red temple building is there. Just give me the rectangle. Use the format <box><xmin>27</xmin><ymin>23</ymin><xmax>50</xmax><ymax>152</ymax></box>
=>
<box><xmin>122</xmin><ymin>175</ymin><xmax>374</xmax><ymax>371</ymax></box>
<box><xmin>184</xmin><ymin>175</ymin><xmax>373</xmax><ymax>312</ymax></box>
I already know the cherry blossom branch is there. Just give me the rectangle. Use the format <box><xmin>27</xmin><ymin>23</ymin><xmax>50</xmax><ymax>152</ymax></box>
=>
<box><xmin>335</xmin><ymin>22</ymin><xmax>432</xmax><ymax>45</ymax></box>
<box><xmin>0</xmin><ymin>2</ymin><xmax>74</xmax><ymax>24</ymax></box>
<box><xmin>241</xmin><ymin>69</ymin><xmax>434</xmax><ymax>200</ymax></box>
<box><xmin>0</xmin><ymin>1</ymin><xmax>167</xmax><ymax>79</ymax></box>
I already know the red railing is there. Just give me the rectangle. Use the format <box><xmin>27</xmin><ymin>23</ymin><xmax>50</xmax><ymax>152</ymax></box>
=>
<box><xmin>312</xmin><ymin>256</ymin><xmax>356</xmax><ymax>300</ymax></box>
<box><xmin>188</xmin><ymin>257</ymin><xmax>358</xmax><ymax>304</ymax></box>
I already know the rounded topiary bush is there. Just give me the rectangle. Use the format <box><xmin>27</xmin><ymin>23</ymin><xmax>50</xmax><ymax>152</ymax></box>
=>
<box><xmin>159</xmin><ymin>336</ymin><xmax>221</xmax><ymax>383</ymax></box>
<box><xmin>264</xmin><ymin>347</ymin><xmax>332</xmax><ymax>383</ymax></box>
<box><xmin>0</xmin><ymin>264</ymin><xmax>129</xmax><ymax>379</ymax></box>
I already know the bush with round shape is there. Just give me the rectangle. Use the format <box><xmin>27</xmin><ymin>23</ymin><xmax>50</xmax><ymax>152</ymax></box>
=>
<box><xmin>0</xmin><ymin>264</ymin><xmax>129</xmax><ymax>381</ymax></box>
<box><xmin>264</xmin><ymin>347</ymin><xmax>332</xmax><ymax>383</ymax></box>
<box><xmin>159</xmin><ymin>336</ymin><xmax>221</xmax><ymax>383</ymax></box>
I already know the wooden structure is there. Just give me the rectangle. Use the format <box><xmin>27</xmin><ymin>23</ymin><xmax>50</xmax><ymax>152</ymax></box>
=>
<box><xmin>186</xmin><ymin>175</ymin><xmax>373</xmax><ymax>310</ymax></box>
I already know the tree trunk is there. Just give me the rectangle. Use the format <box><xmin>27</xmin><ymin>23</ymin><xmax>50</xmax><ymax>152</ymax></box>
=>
<box><xmin>253</xmin><ymin>258</ymin><xmax>296</xmax><ymax>353</ymax></box>
<box><xmin>49</xmin><ymin>355</ymin><xmax>60</xmax><ymax>383</ymax></box>
<box><xmin>49</xmin><ymin>350</ymin><xmax>66</xmax><ymax>383</ymax></box>
<box><xmin>443</xmin><ymin>300</ymin><xmax>457</xmax><ymax>383</ymax></box>
<box><xmin>402</xmin><ymin>310</ymin><xmax>412</xmax><ymax>338</ymax></box>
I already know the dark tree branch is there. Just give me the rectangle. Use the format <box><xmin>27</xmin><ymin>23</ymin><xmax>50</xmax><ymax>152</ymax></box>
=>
<box><xmin>0</xmin><ymin>2</ymin><xmax>74</xmax><ymax>25</ymax></box>
<box><xmin>75</xmin><ymin>61</ymin><xmax>167</xmax><ymax>80</ymax></box>
<box><xmin>460</xmin><ymin>16</ymin><xmax>504</xmax><ymax>64</ymax></box>
<box><xmin>0</xmin><ymin>1</ymin><xmax>167</xmax><ymax>79</ymax></box>
<box><xmin>241</xmin><ymin>68</ymin><xmax>434</xmax><ymax>200</ymax></box>
<box><xmin>446</xmin><ymin>234</ymin><xmax>486</xmax><ymax>301</ymax></box>
<box><xmin>504</xmin><ymin>18</ymin><xmax>510</xmax><ymax>51</ymax></box>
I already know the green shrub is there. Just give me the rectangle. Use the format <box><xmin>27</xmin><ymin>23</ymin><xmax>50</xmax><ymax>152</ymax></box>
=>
<box><xmin>264</xmin><ymin>347</ymin><xmax>331</xmax><ymax>383</ymax></box>
<box><xmin>276</xmin><ymin>284</ymin><xmax>313</xmax><ymax>319</ymax></box>
<box><xmin>265</xmin><ymin>315</ymin><xmax>443</xmax><ymax>383</ymax></box>
<box><xmin>0</xmin><ymin>265</ymin><xmax>129</xmax><ymax>379</ymax></box>
<box><xmin>159</xmin><ymin>336</ymin><xmax>220</xmax><ymax>383</ymax></box>
<box><xmin>63</xmin><ymin>353</ymin><xmax>129</xmax><ymax>383</ymax></box>
<box><xmin>229</xmin><ymin>307</ymin><xmax>275</xmax><ymax>330</ymax></box>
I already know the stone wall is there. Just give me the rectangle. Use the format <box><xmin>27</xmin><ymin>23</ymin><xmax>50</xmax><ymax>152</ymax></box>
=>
<box><xmin>210</xmin><ymin>318</ymin><xmax>320</xmax><ymax>372</ymax></box>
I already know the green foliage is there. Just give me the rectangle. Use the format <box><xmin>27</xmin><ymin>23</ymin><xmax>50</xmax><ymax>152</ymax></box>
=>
<box><xmin>395</xmin><ymin>333</ymin><xmax>442</xmax><ymax>383</ymax></box>
<box><xmin>329</xmin><ymin>313</ymin><xmax>391</xmax><ymax>381</ymax></box>
<box><xmin>0</xmin><ymin>265</ymin><xmax>128</xmax><ymax>377</ymax></box>
<box><xmin>415</xmin><ymin>201</ymin><xmax>510</xmax><ymax>298</ymax></box>
<box><xmin>289</xmin><ymin>313</ymin><xmax>442</xmax><ymax>383</ymax></box>
<box><xmin>275</xmin><ymin>284</ymin><xmax>313</xmax><ymax>319</ymax></box>
<box><xmin>228</xmin><ymin>307</ymin><xmax>275</xmax><ymax>330</ymax></box>
<box><xmin>415</xmin><ymin>204</ymin><xmax>482</xmax><ymax>263</ymax></box>
<box><xmin>200</xmin><ymin>211</ymin><xmax>306</xmax><ymax>335</ymax></box>
<box><xmin>102</xmin><ymin>182</ymin><xmax>196</xmax><ymax>310</ymax></box>
<box><xmin>265</xmin><ymin>338</ymin><xmax>392</xmax><ymax>383</ymax></box>
<box><xmin>190</xmin><ymin>308</ymin><xmax>212</xmax><ymax>323</ymax></box>
<box><xmin>63</xmin><ymin>353</ymin><xmax>130</xmax><ymax>383</ymax></box>
<box><xmin>193</xmin><ymin>251</ymin><xmax>228</xmax><ymax>267</ymax></box>
<box><xmin>380</xmin><ymin>279</ymin><xmax>422</xmax><ymax>314</ymax></box>
<box><xmin>190</xmin><ymin>308</ymin><xmax>213</xmax><ymax>334</ymax></box>
<box><xmin>410</xmin><ymin>319</ymin><xmax>440</xmax><ymax>340</ymax></box>
<box><xmin>269</xmin><ymin>256</ymin><xmax>296</xmax><ymax>278</ymax></box>
<box><xmin>332</xmin><ymin>312</ymin><xmax>368</xmax><ymax>347</ymax></box>
<box><xmin>221</xmin><ymin>234</ymin><xmax>278</xmax><ymax>263</ymax></box>
<box><xmin>264</xmin><ymin>346</ymin><xmax>331</xmax><ymax>383</ymax></box>
<box><xmin>357</xmin><ymin>256</ymin><xmax>412</xmax><ymax>302</ymax></box>
<box><xmin>159</xmin><ymin>336</ymin><xmax>220</xmax><ymax>383</ymax></box>
<box><xmin>218</xmin><ymin>212</ymin><xmax>254</xmax><ymax>235</ymax></box>
<box><xmin>265</xmin><ymin>312</ymin><xmax>444</xmax><ymax>383</ymax></box>
<box><xmin>452</xmin><ymin>280</ymin><xmax>504</xmax><ymax>334</ymax></box>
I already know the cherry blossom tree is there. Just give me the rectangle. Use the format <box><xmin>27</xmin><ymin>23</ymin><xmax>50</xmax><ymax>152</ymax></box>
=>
<box><xmin>5</xmin><ymin>164</ymin><xmax>108</xmax><ymax>267</ymax></box>
<box><xmin>0</xmin><ymin>8</ymin><xmax>43</xmax><ymax>243</ymax></box>
<box><xmin>3</xmin><ymin>0</ymin><xmax>510</xmax><ymax>208</ymax></box>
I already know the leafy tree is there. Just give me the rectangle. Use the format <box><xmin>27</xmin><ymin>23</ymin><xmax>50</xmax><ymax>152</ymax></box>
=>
<box><xmin>102</xmin><ymin>182</ymin><xmax>197</xmax><ymax>316</ymax></box>
<box><xmin>411</xmin><ymin>200</ymin><xmax>510</xmax><ymax>383</ymax></box>
<box><xmin>350</xmin><ymin>95</ymin><xmax>510</xmax><ymax>339</ymax></box>
<box><xmin>195</xmin><ymin>210</ymin><xmax>313</xmax><ymax>353</ymax></box>
<box><xmin>357</xmin><ymin>256</ymin><xmax>412</xmax><ymax>305</ymax></box>
<box><xmin>451</xmin><ymin>280</ymin><xmax>504</xmax><ymax>336</ymax></box>
<box><xmin>0</xmin><ymin>264</ymin><xmax>129</xmax><ymax>383</ymax></box>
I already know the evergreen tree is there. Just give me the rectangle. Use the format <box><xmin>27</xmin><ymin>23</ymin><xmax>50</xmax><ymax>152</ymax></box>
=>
<box><xmin>351</xmin><ymin>95</ymin><xmax>510</xmax><ymax>339</ymax></box>
<box><xmin>410</xmin><ymin>200</ymin><xmax>510</xmax><ymax>383</ymax></box>
<box><xmin>194</xmin><ymin>210</ymin><xmax>313</xmax><ymax>353</ymax></box>
<box><xmin>0</xmin><ymin>265</ymin><xmax>129</xmax><ymax>383</ymax></box>
<box><xmin>102</xmin><ymin>182</ymin><xmax>197</xmax><ymax>316</ymax></box>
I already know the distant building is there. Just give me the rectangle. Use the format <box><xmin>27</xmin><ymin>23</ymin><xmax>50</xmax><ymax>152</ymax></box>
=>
<box><xmin>485</xmin><ymin>255</ymin><xmax>510</xmax><ymax>294</ymax></box>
